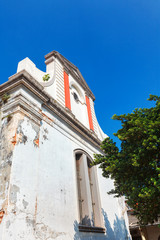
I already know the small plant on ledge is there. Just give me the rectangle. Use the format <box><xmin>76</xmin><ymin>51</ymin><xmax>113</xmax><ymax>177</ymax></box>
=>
<box><xmin>1</xmin><ymin>93</ymin><xmax>10</xmax><ymax>104</ymax></box>
<box><xmin>7</xmin><ymin>114</ymin><xmax>12</xmax><ymax>123</ymax></box>
<box><xmin>43</xmin><ymin>74</ymin><xmax>50</xmax><ymax>82</ymax></box>
<box><xmin>2</xmin><ymin>114</ymin><xmax>13</xmax><ymax>123</ymax></box>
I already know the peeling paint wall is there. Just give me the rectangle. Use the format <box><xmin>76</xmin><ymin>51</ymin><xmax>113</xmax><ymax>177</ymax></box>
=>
<box><xmin>0</xmin><ymin>88</ymin><xmax>131</xmax><ymax>240</ymax></box>
<box><xmin>0</xmin><ymin>111</ymin><xmax>24</xmax><ymax>216</ymax></box>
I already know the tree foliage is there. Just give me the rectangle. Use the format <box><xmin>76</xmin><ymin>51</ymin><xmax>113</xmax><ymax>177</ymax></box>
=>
<box><xmin>93</xmin><ymin>95</ymin><xmax>160</xmax><ymax>225</ymax></box>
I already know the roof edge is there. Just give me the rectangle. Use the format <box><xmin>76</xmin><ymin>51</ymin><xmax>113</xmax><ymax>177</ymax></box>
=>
<box><xmin>45</xmin><ymin>51</ymin><xmax>95</xmax><ymax>101</ymax></box>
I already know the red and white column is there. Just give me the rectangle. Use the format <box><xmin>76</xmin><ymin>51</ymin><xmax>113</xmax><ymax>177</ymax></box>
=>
<box><xmin>85</xmin><ymin>95</ymin><xmax>94</xmax><ymax>131</ymax></box>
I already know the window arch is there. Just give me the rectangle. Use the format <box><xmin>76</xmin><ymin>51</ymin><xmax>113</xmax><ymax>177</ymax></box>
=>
<box><xmin>70</xmin><ymin>82</ymin><xmax>85</xmax><ymax>104</ymax></box>
<box><xmin>74</xmin><ymin>149</ymin><xmax>105</xmax><ymax>233</ymax></box>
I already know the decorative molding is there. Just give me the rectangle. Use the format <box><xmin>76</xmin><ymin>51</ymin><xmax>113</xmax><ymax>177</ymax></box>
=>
<box><xmin>0</xmin><ymin>71</ymin><xmax>101</xmax><ymax>148</ymax></box>
<box><xmin>42</xmin><ymin>59</ymin><xmax>56</xmax><ymax>87</ymax></box>
<box><xmin>45</xmin><ymin>51</ymin><xmax>95</xmax><ymax>101</ymax></box>
<box><xmin>1</xmin><ymin>94</ymin><xmax>43</xmax><ymax>126</ymax></box>
<box><xmin>63</xmin><ymin>64</ymin><xmax>70</xmax><ymax>75</ymax></box>
<box><xmin>44</xmin><ymin>56</ymin><xmax>55</xmax><ymax>65</ymax></box>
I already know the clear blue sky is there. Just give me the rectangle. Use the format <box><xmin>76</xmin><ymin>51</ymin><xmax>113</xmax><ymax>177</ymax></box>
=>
<box><xmin>1</xmin><ymin>0</ymin><xmax>160</xmax><ymax>146</ymax></box>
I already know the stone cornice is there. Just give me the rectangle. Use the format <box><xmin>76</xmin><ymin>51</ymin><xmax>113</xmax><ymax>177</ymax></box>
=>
<box><xmin>1</xmin><ymin>71</ymin><xmax>49</xmax><ymax>103</ymax></box>
<box><xmin>1</xmin><ymin>93</ymin><xmax>43</xmax><ymax>126</ymax></box>
<box><xmin>45</xmin><ymin>51</ymin><xmax>95</xmax><ymax>101</ymax></box>
<box><xmin>0</xmin><ymin>70</ymin><xmax>101</xmax><ymax>148</ymax></box>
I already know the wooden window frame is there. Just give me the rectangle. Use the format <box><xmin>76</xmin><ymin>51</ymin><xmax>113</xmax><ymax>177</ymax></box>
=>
<box><xmin>75</xmin><ymin>149</ymin><xmax>105</xmax><ymax>233</ymax></box>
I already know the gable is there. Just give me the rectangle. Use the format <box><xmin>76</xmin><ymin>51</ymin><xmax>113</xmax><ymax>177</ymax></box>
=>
<box><xmin>45</xmin><ymin>51</ymin><xmax>95</xmax><ymax>101</ymax></box>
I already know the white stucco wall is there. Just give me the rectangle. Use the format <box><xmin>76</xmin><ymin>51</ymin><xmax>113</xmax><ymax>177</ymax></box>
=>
<box><xmin>44</xmin><ymin>58</ymin><xmax>65</xmax><ymax>107</ymax></box>
<box><xmin>0</xmin><ymin>96</ymin><xmax>131</xmax><ymax>240</ymax></box>
<box><xmin>16</xmin><ymin>57</ymin><xmax>107</xmax><ymax>139</ymax></box>
<box><xmin>0</xmin><ymin>55</ymin><xmax>131</xmax><ymax>239</ymax></box>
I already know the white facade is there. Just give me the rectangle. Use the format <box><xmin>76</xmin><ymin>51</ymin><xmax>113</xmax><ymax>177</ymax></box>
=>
<box><xmin>0</xmin><ymin>51</ymin><xmax>131</xmax><ymax>239</ymax></box>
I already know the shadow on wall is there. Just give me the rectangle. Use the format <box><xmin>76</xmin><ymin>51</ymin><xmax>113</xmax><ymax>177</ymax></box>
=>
<box><xmin>74</xmin><ymin>209</ymin><xmax>131</xmax><ymax>240</ymax></box>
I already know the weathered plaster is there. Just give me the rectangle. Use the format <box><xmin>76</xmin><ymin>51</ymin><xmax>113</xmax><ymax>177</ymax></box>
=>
<box><xmin>0</xmin><ymin>108</ymin><xmax>131</xmax><ymax>240</ymax></box>
<box><xmin>0</xmin><ymin>53</ymin><xmax>132</xmax><ymax>240</ymax></box>
<box><xmin>0</xmin><ymin>110</ymin><xmax>25</xmax><ymax>216</ymax></box>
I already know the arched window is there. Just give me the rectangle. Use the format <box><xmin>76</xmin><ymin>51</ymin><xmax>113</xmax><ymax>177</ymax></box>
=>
<box><xmin>70</xmin><ymin>83</ymin><xmax>84</xmax><ymax>104</ymax></box>
<box><xmin>75</xmin><ymin>150</ymin><xmax>105</xmax><ymax>233</ymax></box>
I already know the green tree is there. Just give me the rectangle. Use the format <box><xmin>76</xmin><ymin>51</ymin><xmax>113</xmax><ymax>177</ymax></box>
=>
<box><xmin>93</xmin><ymin>95</ymin><xmax>160</xmax><ymax>225</ymax></box>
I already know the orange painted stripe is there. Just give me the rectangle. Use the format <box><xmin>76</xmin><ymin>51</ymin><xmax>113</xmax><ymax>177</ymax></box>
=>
<box><xmin>64</xmin><ymin>71</ymin><xmax>71</xmax><ymax>110</ymax></box>
<box><xmin>85</xmin><ymin>96</ymin><xmax>94</xmax><ymax>131</ymax></box>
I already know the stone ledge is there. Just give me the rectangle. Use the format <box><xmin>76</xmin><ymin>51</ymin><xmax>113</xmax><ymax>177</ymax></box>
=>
<box><xmin>78</xmin><ymin>225</ymin><xmax>105</xmax><ymax>233</ymax></box>
<box><xmin>0</xmin><ymin>70</ymin><xmax>102</xmax><ymax>148</ymax></box>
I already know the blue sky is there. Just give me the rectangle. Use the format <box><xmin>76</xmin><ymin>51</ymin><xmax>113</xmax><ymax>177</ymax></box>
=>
<box><xmin>0</xmin><ymin>0</ymin><xmax>160</xmax><ymax>146</ymax></box>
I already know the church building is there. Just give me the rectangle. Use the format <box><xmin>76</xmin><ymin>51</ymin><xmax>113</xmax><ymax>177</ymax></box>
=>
<box><xmin>0</xmin><ymin>51</ymin><xmax>131</xmax><ymax>239</ymax></box>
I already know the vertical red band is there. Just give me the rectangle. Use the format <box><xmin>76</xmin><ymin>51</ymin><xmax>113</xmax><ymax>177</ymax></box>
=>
<box><xmin>64</xmin><ymin>71</ymin><xmax>71</xmax><ymax>110</ymax></box>
<box><xmin>85</xmin><ymin>96</ymin><xmax>94</xmax><ymax>131</ymax></box>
